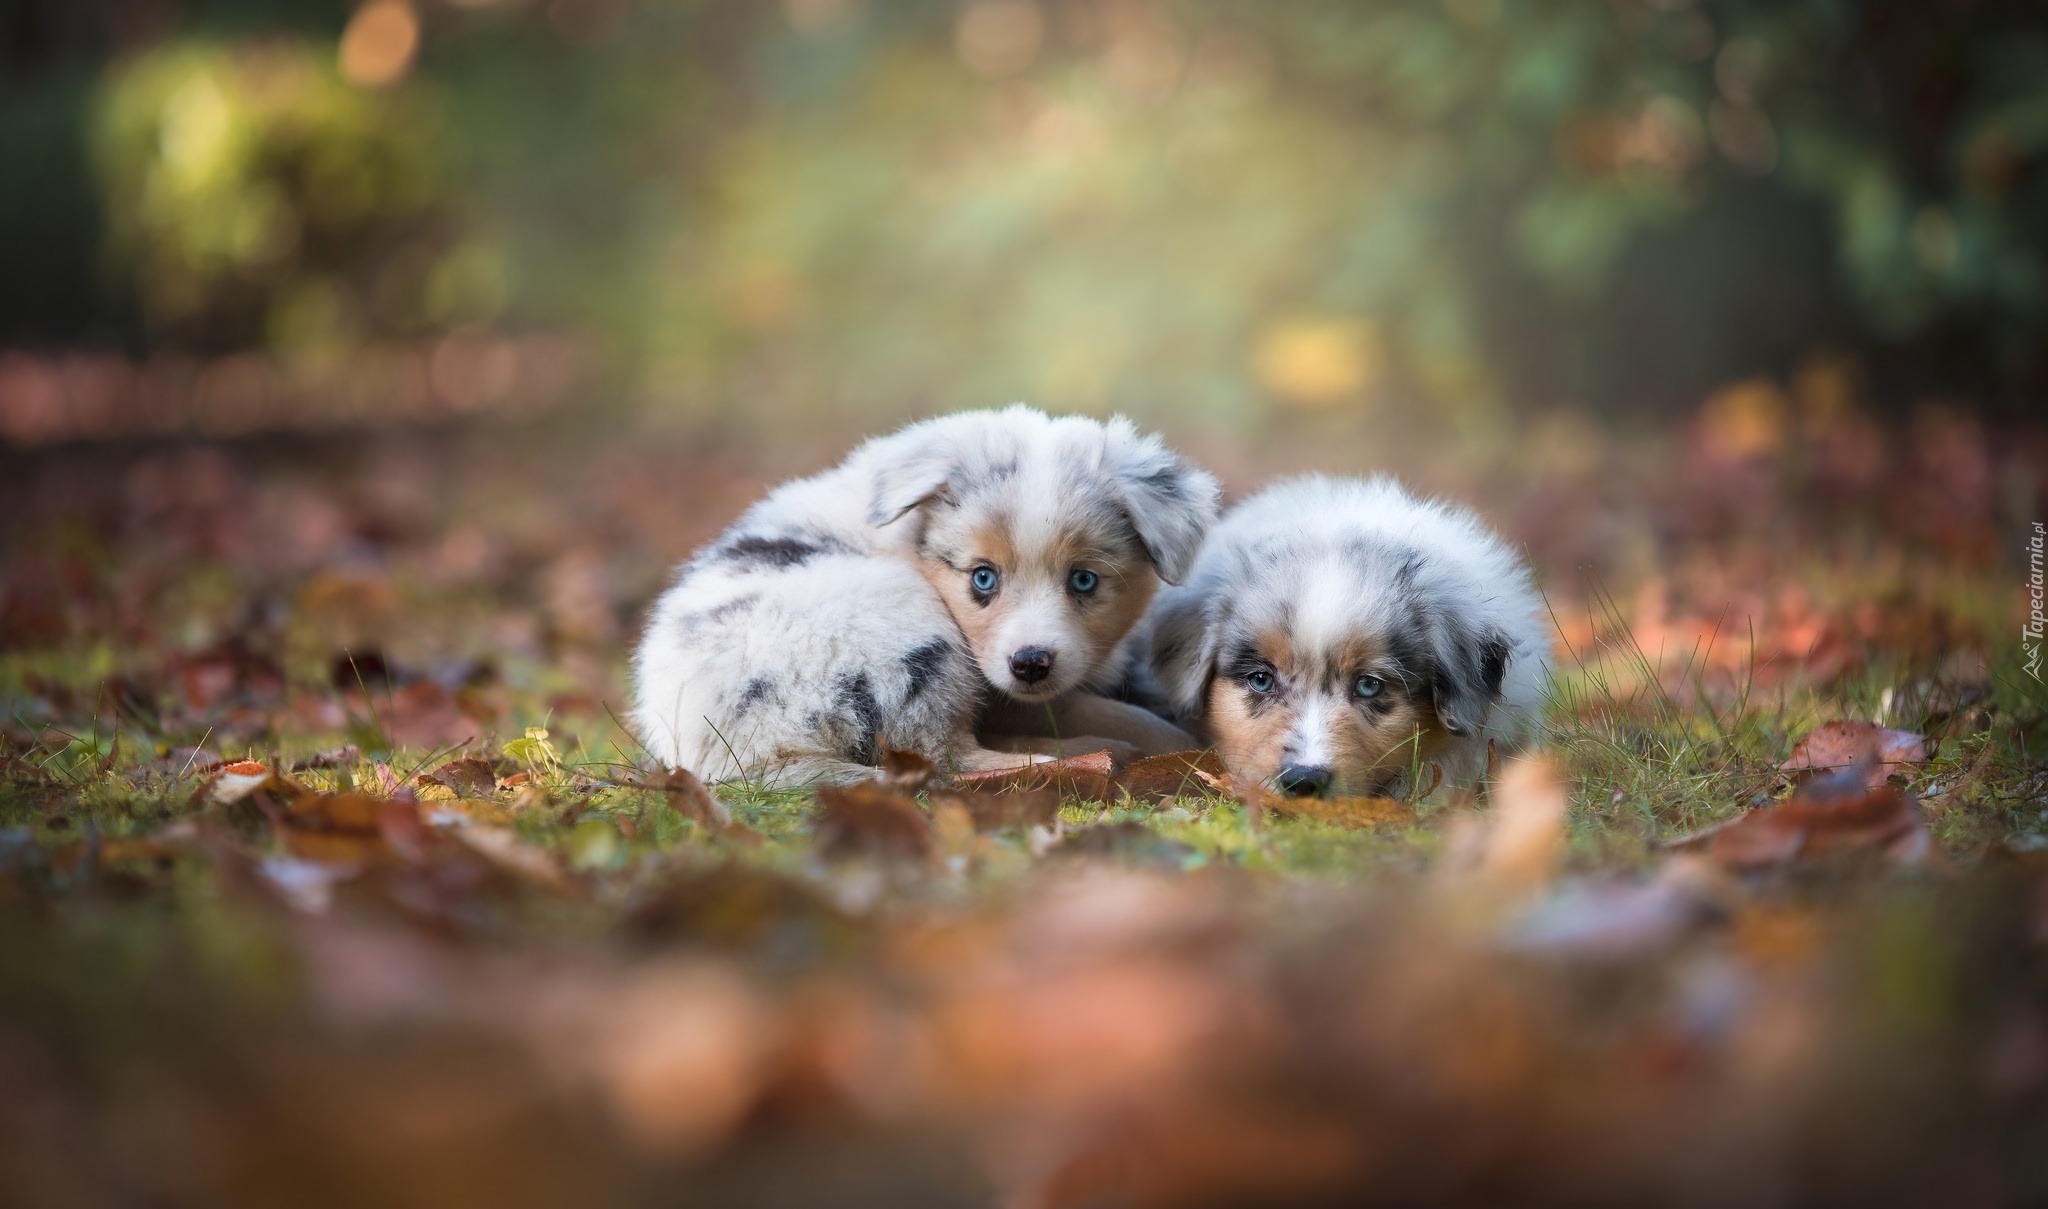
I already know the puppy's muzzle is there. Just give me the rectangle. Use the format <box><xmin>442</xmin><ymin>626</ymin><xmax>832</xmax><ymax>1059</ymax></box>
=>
<box><xmin>1008</xmin><ymin>646</ymin><xmax>1054</xmax><ymax>686</ymax></box>
<box><xmin>1275</xmin><ymin>764</ymin><xmax>1333</xmax><ymax>798</ymax></box>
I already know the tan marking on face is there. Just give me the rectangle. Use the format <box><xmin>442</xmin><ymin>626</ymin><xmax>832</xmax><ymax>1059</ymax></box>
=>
<box><xmin>919</xmin><ymin>516</ymin><xmax>1015</xmax><ymax>659</ymax></box>
<box><xmin>1204</xmin><ymin>627</ymin><xmax>1436</xmax><ymax>795</ymax></box>
<box><xmin>918</xmin><ymin>511</ymin><xmax>1157</xmax><ymax>697</ymax></box>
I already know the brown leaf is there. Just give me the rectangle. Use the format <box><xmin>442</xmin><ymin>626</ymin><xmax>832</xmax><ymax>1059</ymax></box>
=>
<box><xmin>285</xmin><ymin>790</ymin><xmax>386</xmax><ymax>833</ymax></box>
<box><xmin>1475</xmin><ymin>755</ymin><xmax>1568</xmax><ymax>887</ymax></box>
<box><xmin>954</xmin><ymin>751</ymin><xmax>1116</xmax><ymax>800</ymax></box>
<box><xmin>1667</xmin><ymin>775</ymin><xmax>1930</xmax><ymax>869</ymax></box>
<box><xmin>879</xmin><ymin>748</ymin><xmax>937</xmax><ymax>791</ymax></box>
<box><xmin>642</xmin><ymin>767</ymin><xmax>735</xmax><ymax>829</ymax></box>
<box><xmin>930</xmin><ymin>787</ymin><xmax>1062</xmax><ymax>832</ymax></box>
<box><xmin>815</xmin><ymin>782</ymin><xmax>933</xmax><ymax>863</ymax></box>
<box><xmin>1113</xmin><ymin>750</ymin><xmax>1230</xmax><ymax>803</ymax></box>
<box><xmin>1782</xmin><ymin>720</ymin><xmax>1933</xmax><ymax>790</ymax></box>
<box><xmin>275</xmin><ymin>829</ymin><xmax>384</xmax><ymax>864</ymax></box>
<box><xmin>423</xmin><ymin>755</ymin><xmax>499</xmax><ymax>798</ymax></box>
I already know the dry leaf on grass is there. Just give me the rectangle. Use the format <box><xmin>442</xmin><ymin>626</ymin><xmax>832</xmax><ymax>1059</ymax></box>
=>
<box><xmin>420</xmin><ymin>756</ymin><xmax>497</xmax><ymax>798</ymax></box>
<box><xmin>1667</xmin><ymin>766</ymin><xmax>1931</xmax><ymax>868</ymax></box>
<box><xmin>879</xmin><ymin>748</ymin><xmax>937</xmax><ymax>791</ymax></box>
<box><xmin>954</xmin><ymin>751</ymin><xmax>1116</xmax><ymax>799</ymax></box>
<box><xmin>815</xmin><ymin>782</ymin><xmax>933</xmax><ymax>863</ymax></box>
<box><xmin>641</xmin><ymin>767</ymin><xmax>732</xmax><ymax>828</ymax></box>
<box><xmin>1781</xmin><ymin>721</ymin><xmax>1933</xmax><ymax>790</ymax></box>
<box><xmin>1114</xmin><ymin>750</ymin><xmax>1230</xmax><ymax>803</ymax></box>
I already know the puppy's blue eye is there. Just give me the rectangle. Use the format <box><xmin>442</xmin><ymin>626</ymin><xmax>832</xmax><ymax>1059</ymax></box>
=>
<box><xmin>1245</xmin><ymin>670</ymin><xmax>1276</xmax><ymax>694</ymax></box>
<box><xmin>1354</xmin><ymin>674</ymin><xmax>1384</xmax><ymax>699</ymax></box>
<box><xmin>970</xmin><ymin>566</ymin><xmax>999</xmax><ymax>594</ymax></box>
<box><xmin>1068</xmin><ymin>568</ymin><xmax>1099</xmax><ymax>594</ymax></box>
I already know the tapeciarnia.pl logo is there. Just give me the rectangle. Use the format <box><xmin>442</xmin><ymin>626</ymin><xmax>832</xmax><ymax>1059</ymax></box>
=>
<box><xmin>2028</xmin><ymin>521</ymin><xmax>2045</xmax><ymax>683</ymax></box>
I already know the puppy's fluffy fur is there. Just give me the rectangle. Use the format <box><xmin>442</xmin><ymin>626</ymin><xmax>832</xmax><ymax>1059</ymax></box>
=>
<box><xmin>1135</xmin><ymin>475</ymin><xmax>1549</xmax><ymax>799</ymax></box>
<box><xmin>632</xmin><ymin>406</ymin><xmax>1219</xmax><ymax>786</ymax></box>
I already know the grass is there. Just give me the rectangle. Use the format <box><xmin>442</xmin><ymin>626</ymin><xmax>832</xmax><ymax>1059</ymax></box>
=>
<box><xmin>3</xmin><ymin>430</ymin><xmax>2046</xmax><ymax>1204</ymax></box>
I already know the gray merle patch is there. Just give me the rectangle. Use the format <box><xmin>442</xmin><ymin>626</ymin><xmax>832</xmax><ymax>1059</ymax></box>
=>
<box><xmin>734</xmin><ymin>677</ymin><xmax>775</xmax><ymax>717</ymax></box>
<box><xmin>834</xmin><ymin>672</ymin><xmax>886</xmax><ymax>766</ymax></box>
<box><xmin>900</xmin><ymin>639</ymin><xmax>952</xmax><ymax>702</ymax></box>
<box><xmin>716</xmin><ymin>533</ymin><xmax>845</xmax><ymax>570</ymax></box>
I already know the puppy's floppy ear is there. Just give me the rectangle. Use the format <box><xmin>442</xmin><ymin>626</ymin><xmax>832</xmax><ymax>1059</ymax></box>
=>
<box><xmin>1427</xmin><ymin>614</ymin><xmax>1514</xmax><ymax>738</ymax></box>
<box><xmin>866</xmin><ymin>451</ymin><xmax>954</xmax><ymax>527</ymax></box>
<box><xmin>1104</xmin><ymin>418</ymin><xmax>1220</xmax><ymax>585</ymax></box>
<box><xmin>1145</xmin><ymin>590</ymin><xmax>1224</xmax><ymax>722</ymax></box>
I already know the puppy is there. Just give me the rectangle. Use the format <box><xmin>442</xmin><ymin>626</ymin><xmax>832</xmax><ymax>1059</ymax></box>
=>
<box><xmin>632</xmin><ymin>406</ymin><xmax>1219</xmax><ymax>786</ymax></box>
<box><xmin>1136</xmin><ymin>475</ymin><xmax>1549</xmax><ymax>799</ymax></box>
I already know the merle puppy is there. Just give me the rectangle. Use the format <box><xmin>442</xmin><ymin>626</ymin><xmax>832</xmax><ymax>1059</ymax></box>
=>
<box><xmin>632</xmin><ymin>406</ymin><xmax>1217</xmax><ymax>786</ymax></box>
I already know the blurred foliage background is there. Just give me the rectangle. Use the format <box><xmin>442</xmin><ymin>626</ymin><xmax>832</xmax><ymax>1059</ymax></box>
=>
<box><xmin>2</xmin><ymin>0</ymin><xmax>2044</xmax><ymax>437</ymax></box>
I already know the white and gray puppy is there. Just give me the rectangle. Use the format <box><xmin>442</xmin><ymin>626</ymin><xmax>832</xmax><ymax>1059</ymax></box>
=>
<box><xmin>1135</xmin><ymin>475</ymin><xmax>1549</xmax><ymax>799</ymax></box>
<box><xmin>632</xmin><ymin>406</ymin><xmax>1219</xmax><ymax>786</ymax></box>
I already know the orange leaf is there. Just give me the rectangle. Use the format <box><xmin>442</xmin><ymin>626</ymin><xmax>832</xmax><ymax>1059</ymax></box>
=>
<box><xmin>815</xmin><ymin>782</ymin><xmax>933</xmax><ymax>862</ymax></box>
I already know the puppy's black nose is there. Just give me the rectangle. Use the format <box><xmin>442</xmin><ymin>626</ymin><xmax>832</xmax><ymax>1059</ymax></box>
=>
<box><xmin>1008</xmin><ymin>646</ymin><xmax>1054</xmax><ymax>685</ymax></box>
<box><xmin>1276</xmin><ymin>764</ymin><xmax>1333</xmax><ymax>797</ymax></box>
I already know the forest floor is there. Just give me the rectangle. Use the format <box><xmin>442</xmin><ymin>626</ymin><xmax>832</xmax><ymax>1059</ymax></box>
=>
<box><xmin>4</xmin><ymin>406</ymin><xmax>2047</xmax><ymax>1207</ymax></box>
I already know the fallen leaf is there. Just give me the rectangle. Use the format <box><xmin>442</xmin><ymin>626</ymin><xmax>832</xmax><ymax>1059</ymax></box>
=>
<box><xmin>1475</xmin><ymin>754</ymin><xmax>1569</xmax><ymax>888</ymax></box>
<box><xmin>1113</xmin><ymin>750</ymin><xmax>1230</xmax><ymax>803</ymax></box>
<box><xmin>955</xmin><ymin>751</ymin><xmax>1116</xmax><ymax>800</ymax></box>
<box><xmin>930</xmin><ymin>787</ymin><xmax>1063</xmax><ymax>832</ymax></box>
<box><xmin>643</xmin><ymin>767</ymin><xmax>732</xmax><ymax>828</ymax></box>
<box><xmin>1782</xmin><ymin>721</ymin><xmax>1932</xmax><ymax>790</ymax></box>
<box><xmin>422</xmin><ymin>755</ymin><xmax>498</xmax><ymax>798</ymax></box>
<box><xmin>210</xmin><ymin>760</ymin><xmax>276</xmax><ymax>803</ymax></box>
<box><xmin>880</xmin><ymin>748</ymin><xmax>937</xmax><ymax>791</ymax></box>
<box><xmin>815</xmin><ymin>782</ymin><xmax>933</xmax><ymax>863</ymax></box>
<box><xmin>1667</xmin><ymin>771</ymin><xmax>1931</xmax><ymax>869</ymax></box>
<box><xmin>284</xmin><ymin>790</ymin><xmax>385</xmax><ymax>833</ymax></box>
